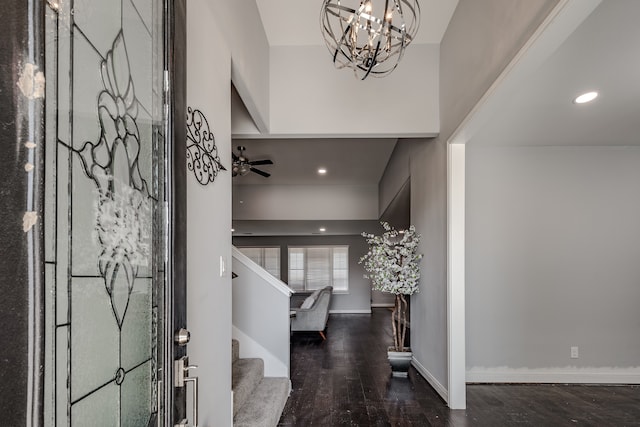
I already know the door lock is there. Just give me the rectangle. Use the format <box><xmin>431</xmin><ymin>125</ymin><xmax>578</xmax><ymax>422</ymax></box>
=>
<box><xmin>174</xmin><ymin>328</ymin><xmax>191</xmax><ymax>346</ymax></box>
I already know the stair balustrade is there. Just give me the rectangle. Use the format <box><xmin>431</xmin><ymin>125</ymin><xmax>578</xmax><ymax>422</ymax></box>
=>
<box><xmin>231</xmin><ymin>246</ymin><xmax>293</xmax><ymax>378</ymax></box>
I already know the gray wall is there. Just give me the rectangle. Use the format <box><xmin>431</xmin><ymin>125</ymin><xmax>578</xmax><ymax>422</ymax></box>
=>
<box><xmin>233</xmin><ymin>235</ymin><xmax>374</xmax><ymax>313</ymax></box>
<box><xmin>439</xmin><ymin>0</ymin><xmax>560</xmax><ymax>140</ymax></box>
<box><xmin>187</xmin><ymin>1</ymin><xmax>234</xmax><ymax>424</ymax></box>
<box><xmin>417</xmin><ymin>0</ymin><xmax>559</xmax><ymax>391</ymax></box>
<box><xmin>409</xmin><ymin>138</ymin><xmax>448</xmax><ymax>387</ymax></box>
<box><xmin>466</xmin><ymin>146</ymin><xmax>640</xmax><ymax>371</ymax></box>
<box><xmin>269</xmin><ymin>44</ymin><xmax>440</xmax><ymax>137</ymax></box>
<box><xmin>233</xmin><ymin>184</ymin><xmax>379</xmax><ymax>220</ymax></box>
<box><xmin>212</xmin><ymin>0</ymin><xmax>270</xmax><ymax>131</ymax></box>
<box><xmin>379</xmin><ymin>139</ymin><xmax>421</xmax><ymax>216</ymax></box>
<box><xmin>378</xmin><ymin>0</ymin><xmax>561</xmax><ymax>393</ymax></box>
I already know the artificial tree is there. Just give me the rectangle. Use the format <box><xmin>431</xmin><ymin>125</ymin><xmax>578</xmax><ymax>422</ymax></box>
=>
<box><xmin>360</xmin><ymin>222</ymin><xmax>422</xmax><ymax>352</ymax></box>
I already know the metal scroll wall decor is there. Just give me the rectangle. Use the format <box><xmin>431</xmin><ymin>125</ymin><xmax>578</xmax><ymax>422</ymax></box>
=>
<box><xmin>186</xmin><ymin>106</ymin><xmax>226</xmax><ymax>185</ymax></box>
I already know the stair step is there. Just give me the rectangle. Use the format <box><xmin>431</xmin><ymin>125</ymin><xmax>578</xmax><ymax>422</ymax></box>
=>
<box><xmin>232</xmin><ymin>339</ymin><xmax>239</xmax><ymax>364</ymax></box>
<box><xmin>232</xmin><ymin>358</ymin><xmax>264</xmax><ymax>416</ymax></box>
<box><xmin>233</xmin><ymin>377</ymin><xmax>290</xmax><ymax>427</ymax></box>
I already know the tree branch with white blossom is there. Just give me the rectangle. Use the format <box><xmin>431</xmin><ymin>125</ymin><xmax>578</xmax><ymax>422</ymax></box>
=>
<box><xmin>360</xmin><ymin>222</ymin><xmax>423</xmax><ymax>351</ymax></box>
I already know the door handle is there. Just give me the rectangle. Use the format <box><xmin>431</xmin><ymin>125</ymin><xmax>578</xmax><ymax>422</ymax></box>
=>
<box><xmin>184</xmin><ymin>376</ymin><xmax>199</xmax><ymax>427</ymax></box>
<box><xmin>175</xmin><ymin>356</ymin><xmax>199</xmax><ymax>426</ymax></box>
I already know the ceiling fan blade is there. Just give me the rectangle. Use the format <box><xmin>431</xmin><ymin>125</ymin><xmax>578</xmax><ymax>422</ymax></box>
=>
<box><xmin>232</xmin><ymin>152</ymin><xmax>239</xmax><ymax>161</ymax></box>
<box><xmin>250</xmin><ymin>167</ymin><xmax>271</xmax><ymax>178</ymax></box>
<box><xmin>249</xmin><ymin>159</ymin><xmax>273</xmax><ymax>166</ymax></box>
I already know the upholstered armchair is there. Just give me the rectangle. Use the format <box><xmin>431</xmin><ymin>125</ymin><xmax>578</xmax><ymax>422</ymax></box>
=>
<box><xmin>289</xmin><ymin>286</ymin><xmax>333</xmax><ymax>340</ymax></box>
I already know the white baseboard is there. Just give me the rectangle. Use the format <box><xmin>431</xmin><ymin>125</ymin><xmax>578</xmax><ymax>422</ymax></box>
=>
<box><xmin>329</xmin><ymin>309</ymin><xmax>371</xmax><ymax>314</ymax></box>
<box><xmin>371</xmin><ymin>303</ymin><xmax>395</xmax><ymax>308</ymax></box>
<box><xmin>412</xmin><ymin>357</ymin><xmax>449</xmax><ymax>403</ymax></box>
<box><xmin>466</xmin><ymin>367</ymin><xmax>640</xmax><ymax>384</ymax></box>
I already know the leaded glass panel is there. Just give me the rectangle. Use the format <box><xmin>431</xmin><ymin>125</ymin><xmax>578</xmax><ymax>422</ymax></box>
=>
<box><xmin>44</xmin><ymin>0</ymin><xmax>166</xmax><ymax>424</ymax></box>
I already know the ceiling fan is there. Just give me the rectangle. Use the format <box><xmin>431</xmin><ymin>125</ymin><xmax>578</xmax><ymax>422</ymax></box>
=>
<box><xmin>231</xmin><ymin>146</ymin><xmax>273</xmax><ymax>178</ymax></box>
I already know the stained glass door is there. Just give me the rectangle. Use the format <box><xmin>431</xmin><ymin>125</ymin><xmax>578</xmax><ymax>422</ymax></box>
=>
<box><xmin>43</xmin><ymin>0</ymin><xmax>170</xmax><ymax>424</ymax></box>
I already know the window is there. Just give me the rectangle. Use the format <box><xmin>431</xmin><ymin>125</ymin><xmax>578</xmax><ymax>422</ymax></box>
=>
<box><xmin>237</xmin><ymin>247</ymin><xmax>280</xmax><ymax>279</ymax></box>
<box><xmin>287</xmin><ymin>246</ymin><xmax>348</xmax><ymax>292</ymax></box>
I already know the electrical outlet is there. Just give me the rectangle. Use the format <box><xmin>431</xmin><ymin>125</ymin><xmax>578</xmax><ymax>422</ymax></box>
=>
<box><xmin>570</xmin><ymin>346</ymin><xmax>579</xmax><ymax>359</ymax></box>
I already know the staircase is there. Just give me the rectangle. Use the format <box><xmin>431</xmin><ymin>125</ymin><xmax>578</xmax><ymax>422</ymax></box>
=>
<box><xmin>232</xmin><ymin>339</ymin><xmax>290</xmax><ymax>427</ymax></box>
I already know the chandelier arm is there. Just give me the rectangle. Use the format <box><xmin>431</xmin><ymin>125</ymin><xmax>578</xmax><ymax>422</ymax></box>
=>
<box><xmin>325</xmin><ymin>4</ymin><xmax>356</xmax><ymax>19</ymax></box>
<box><xmin>335</xmin><ymin>26</ymin><xmax>352</xmax><ymax>63</ymax></box>
<box><xmin>400</xmin><ymin>1</ymin><xmax>420</xmax><ymax>35</ymax></box>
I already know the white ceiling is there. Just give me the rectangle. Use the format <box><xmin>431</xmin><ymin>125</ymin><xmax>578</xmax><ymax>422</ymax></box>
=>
<box><xmin>470</xmin><ymin>0</ymin><xmax>640</xmax><ymax>147</ymax></box>
<box><xmin>231</xmin><ymin>138</ymin><xmax>398</xmax><ymax>185</ymax></box>
<box><xmin>254</xmin><ymin>0</ymin><xmax>459</xmax><ymax>46</ymax></box>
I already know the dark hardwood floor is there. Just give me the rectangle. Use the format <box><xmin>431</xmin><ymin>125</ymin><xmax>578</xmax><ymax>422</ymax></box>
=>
<box><xmin>279</xmin><ymin>308</ymin><xmax>640</xmax><ymax>426</ymax></box>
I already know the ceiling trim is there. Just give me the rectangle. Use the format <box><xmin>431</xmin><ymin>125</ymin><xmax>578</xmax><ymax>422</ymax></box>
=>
<box><xmin>231</xmin><ymin>219</ymin><xmax>383</xmax><ymax>236</ymax></box>
<box><xmin>232</xmin><ymin>132</ymin><xmax>439</xmax><ymax>140</ymax></box>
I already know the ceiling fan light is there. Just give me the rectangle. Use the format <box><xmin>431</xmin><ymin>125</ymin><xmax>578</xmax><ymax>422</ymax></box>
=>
<box><xmin>232</xmin><ymin>146</ymin><xmax>273</xmax><ymax>178</ymax></box>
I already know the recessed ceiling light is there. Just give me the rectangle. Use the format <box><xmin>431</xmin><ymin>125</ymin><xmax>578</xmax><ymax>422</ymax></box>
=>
<box><xmin>319</xmin><ymin>227</ymin><xmax>326</xmax><ymax>232</ymax></box>
<box><xmin>318</xmin><ymin>168</ymin><xmax>327</xmax><ymax>175</ymax></box>
<box><xmin>574</xmin><ymin>91</ymin><xmax>598</xmax><ymax>104</ymax></box>
<box><xmin>231</xmin><ymin>228</ymin><xmax>235</xmax><ymax>232</ymax></box>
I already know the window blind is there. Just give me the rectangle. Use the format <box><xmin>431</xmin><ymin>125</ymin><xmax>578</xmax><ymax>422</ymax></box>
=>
<box><xmin>238</xmin><ymin>247</ymin><xmax>280</xmax><ymax>279</ymax></box>
<box><xmin>287</xmin><ymin>246</ymin><xmax>349</xmax><ymax>292</ymax></box>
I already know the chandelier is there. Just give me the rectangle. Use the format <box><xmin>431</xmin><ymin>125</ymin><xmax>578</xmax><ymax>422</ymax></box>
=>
<box><xmin>320</xmin><ymin>0</ymin><xmax>420</xmax><ymax>80</ymax></box>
